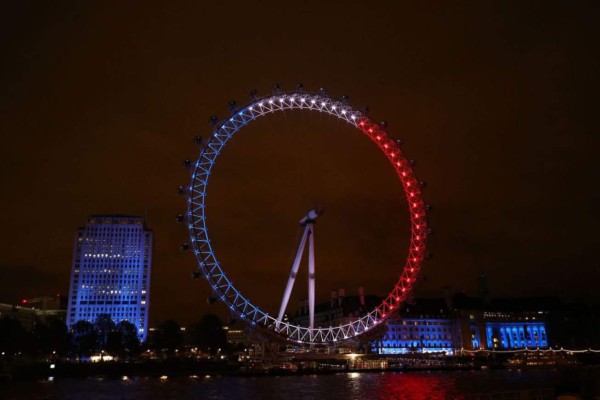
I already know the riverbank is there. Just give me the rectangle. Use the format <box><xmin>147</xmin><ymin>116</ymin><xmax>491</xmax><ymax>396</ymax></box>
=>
<box><xmin>1</xmin><ymin>358</ymin><xmax>598</xmax><ymax>380</ymax></box>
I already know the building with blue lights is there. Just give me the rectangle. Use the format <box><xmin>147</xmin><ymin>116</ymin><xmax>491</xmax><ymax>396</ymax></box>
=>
<box><xmin>67</xmin><ymin>215</ymin><xmax>153</xmax><ymax>341</ymax></box>
<box><xmin>371</xmin><ymin>295</ymin><xmax>552</xmax><ymax>355</ymax></box>
<box><xmin>291</xmin><ymin>283</ymin><xmax>552</xmax><ymax>354</ymax></box>
<box><xmin>453</xmin><ymin>294</ymin><xmax>551</xmax><ymax>351</ymax></box>
<box><xmin>485</xmin><ymin>321</ymin><xmax>547</xmax><ymax>349</ymax></box>
<box><xmin>371</xmin><ymin>298</ymin><xmax>458</xmax><ymax>355</ymax></box>
<box><xmin>373</xmin><ymin>318</ymin><xmax>456</xmax><ymax>354</ymax></box>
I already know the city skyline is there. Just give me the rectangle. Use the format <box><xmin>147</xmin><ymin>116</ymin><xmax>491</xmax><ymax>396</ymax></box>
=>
<box><xmin>1</xmin><ymin>2</ymin><xmax>599</xmax><ymax>326</ymax></box>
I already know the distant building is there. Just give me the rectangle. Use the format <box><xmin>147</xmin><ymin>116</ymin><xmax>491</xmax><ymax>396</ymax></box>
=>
<box><xmin>293</xmin><ymin>287</ymin><xmax>380</xmax><ymax>328</ymax></box>
<box><xmin>452</xmin><ymin>294</ymin><xmax>550</xmax><ymax>351</ymax></box>
<box><xmin>0</xmin><ymin>295</ymin><xmax>67</xmax><ymax>331</ymax></box>
<box><xmin>372</xmin><ymin>294</ymin><xmax>552</xmax><ymax>354</ymax></box>
<box><xmin>371</xmin><ymin>299</ymin><xmax>457</xmax><ymax>355</ymax></box>
<box><xmin>286</xmin><ymin>283</ymin><xmax>555</xmax><ymax>354</ymax></box>
<box><xmin>66</xmin><ymin>215</ymin><xmax>153</xmax><ymax>341</ymax></box>
<box><xmin>224</xmin><ymin>325</ymin><xmax>250</xmax><ymax>346</ymax></box>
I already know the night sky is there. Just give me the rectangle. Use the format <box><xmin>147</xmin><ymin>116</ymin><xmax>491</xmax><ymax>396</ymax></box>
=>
<box><xmin>1</xmin><ymin>2</ymin><xmax>598</xmax><ymax>326</ymax></box>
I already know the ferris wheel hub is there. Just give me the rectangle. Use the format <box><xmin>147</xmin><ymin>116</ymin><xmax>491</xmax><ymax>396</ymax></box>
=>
<box><xmin>299</xmin><ymin>207</ymin><xmax>323</xmax><ymax>225</ymax></box>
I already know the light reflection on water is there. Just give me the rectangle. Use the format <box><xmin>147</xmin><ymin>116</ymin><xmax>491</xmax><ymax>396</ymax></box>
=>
<box><xmin>1</xmin><ymin>370</ymin><xmax>557</xmax><ymax>400</ymax></box>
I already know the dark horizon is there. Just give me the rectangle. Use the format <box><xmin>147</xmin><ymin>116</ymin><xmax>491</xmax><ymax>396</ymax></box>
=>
<box><xmin>1</xmin><ymin>2</ymin><xmax>598</xmax><ymax>326</ymax></box>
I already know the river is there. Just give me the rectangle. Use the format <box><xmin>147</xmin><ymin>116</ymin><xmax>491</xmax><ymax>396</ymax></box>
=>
<box><xmin>0</xmin><ymin>369</ymin><xmax>582</xmax><ymax>399</ymax></box>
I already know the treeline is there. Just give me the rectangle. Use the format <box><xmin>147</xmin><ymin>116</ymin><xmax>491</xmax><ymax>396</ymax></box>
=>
<box><xmin>0</xmin><ymin>313</ymin><xmax>229</xmax><ymax>360</ymax></box>
<box><xmin>151</xmin><ymin>314</ymin><xmax>229</xmax><ymax>356</ymax></box>
<box><xmin>0</xmin><ymin>314</ymin><xmax>140</xmax><ymax>359</ymax></box>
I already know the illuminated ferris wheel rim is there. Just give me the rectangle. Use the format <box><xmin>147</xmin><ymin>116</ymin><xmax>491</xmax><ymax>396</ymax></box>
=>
<box><xmin>187</xmin><ymin>89</ymin><xmax>428</xmax><ymax>345</ymax></box>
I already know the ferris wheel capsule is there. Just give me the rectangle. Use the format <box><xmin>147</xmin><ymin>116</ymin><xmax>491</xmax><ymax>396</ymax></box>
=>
<box><xmin>193</xmin><ymin>136</ymin><xmax>203</xmax><ymax>146</ymax></box>
<box><xmin>272</xmin><ymin>83</ymin><xmax>281</xmax><ymax>94</ymax></box>
<box><xmin>209</xmin><ymin>115</ymin><xmax>219</xmax><ymax>126</ymax></box>
<box><xmin>228</xmin><ymin>100</ymin><xmax>237</xmax><ymax>113</ymax></box>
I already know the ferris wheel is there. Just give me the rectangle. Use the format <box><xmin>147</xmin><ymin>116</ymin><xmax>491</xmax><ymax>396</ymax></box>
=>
<box><xmin>180</xmin><ymin>85</ymin><xmax>430</xmax><ymax>345</ymax></box>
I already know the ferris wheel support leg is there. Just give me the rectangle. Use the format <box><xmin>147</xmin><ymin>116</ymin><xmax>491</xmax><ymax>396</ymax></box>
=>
<box><xmin>276</xmin><ymin>224</ymin><xmax>310</xmax><ymax>329</ymax></box>
<box><xmin>307</xmin><ymin>224</ymin><xmax>315</xmax><ymax>329</ymax></box>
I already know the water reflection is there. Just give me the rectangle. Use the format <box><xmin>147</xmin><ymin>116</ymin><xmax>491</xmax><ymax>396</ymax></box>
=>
<box><xmin>2</xmin><ymin>370</ymin><xmax>558</xmax><ymax>400</ymax></box>
<box><xmin>374</xmin><ymin>372</ymin><xmax>460</xmax><ymax>400</ymax></box>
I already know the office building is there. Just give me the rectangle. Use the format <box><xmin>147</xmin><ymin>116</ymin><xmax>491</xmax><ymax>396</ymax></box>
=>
<box><xmin>66</xmin><ymin>215</ymin><xmax>152</xmax><ymax>341</ymax></box>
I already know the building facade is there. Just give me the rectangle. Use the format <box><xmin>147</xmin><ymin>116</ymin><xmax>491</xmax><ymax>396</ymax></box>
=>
<box><xmin>372</xmin><ymin>296</ymin><xmax>551</xmax><ymax>355</ymax></box>
<box><xmin>67</xmin><ymin>215</ymin><xmax>152</xmax><ymax>341</ymax></box>
<box><xmin>294</xmin><ymin>288</ymin><xmax>381</xmax><ymax>329</ymax></box>
<box><xmin>373</xmin><ymin>318</ymin><xmax>456</xmax><ymax>354</ymax></box>
<box><xmin>0</xmin><ymin>295</ymin><xmax>67</xmax><ymax>331</ymax></box>
<box><xmin>371</xmin><ymin>299</ymin><xmax>458</xmax><ymax>355</ymax></box>
<box><xmin>485</xmin><ymin>321</ymin><xmax>548</xmax><ymax>349</ymax></box>
<box><xmin>455</xmin><ymin>311</ymin><xmax>549</xmax><ymax>351</ymax></box>
<box><xmin>290</xmin><ymin>286</ymin><xmax>551</xmax><ymax>354</ymax></box>
<box><xmin>453</xmin><ymin>295</ymin><xmax>551</xmax><ymax>351</ymax></box>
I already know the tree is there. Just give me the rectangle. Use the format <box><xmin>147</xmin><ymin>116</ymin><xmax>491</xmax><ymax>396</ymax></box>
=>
<box><xmin>115</xmin><ymin>320</ymin><xmax>140</xmax><ymax>357</ymax></box>
<box><xmin>153</xmin><ymin>320</ymin><xmax>182</xmax><ymax>356</ymax></box>
<box><xmin>191</xmin><ymin>314</ymin><xmax>228</xmax><ymax>355</ymax></box>
<box><xmin>71</xmin><ymin>320</ymin><xmax>97</xmax><ymax>358</ymax></box>
<box><xmin>32</xmin><ymin>320</ymin><xmax>51</xmax><ymax>356</ymax></box>
<box><xmin>32</xmin><ymin>317</ymin><xmax>69</xmax><ymax>356</ymax></box>
<box><xmin>47</xmin><ymin>317</ymin><xmax>70</xmax><ymax>356</ymax></box>
<box><xmin>0</xmin><ymin>316</ymin><xmax>28</xmax><ymax>354</ymax></box>
<box><xmin>94</xmin><ymin>313</ymin><xmax>116</xmax><ymax>349</ymax></box>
